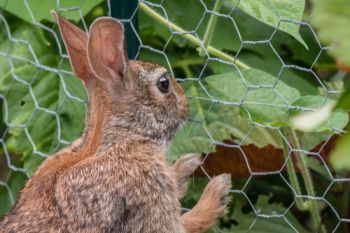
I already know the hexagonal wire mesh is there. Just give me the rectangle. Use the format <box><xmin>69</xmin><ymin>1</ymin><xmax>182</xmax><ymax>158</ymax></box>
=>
<box><xmin>0</xmin><ymin>0</ymin><xmax>349</xmax><ymax>232</ymax></box>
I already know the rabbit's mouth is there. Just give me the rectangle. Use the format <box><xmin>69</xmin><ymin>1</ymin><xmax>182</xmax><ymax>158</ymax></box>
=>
<box><xmin>171</xmin><ymin>79</ymin><xmax>189</xmax><ymax>123</ymax></box>
<box><xmin>177</xmin><ymin>104</ymin><xmax>189</xmax><ymax>126</ymax></box>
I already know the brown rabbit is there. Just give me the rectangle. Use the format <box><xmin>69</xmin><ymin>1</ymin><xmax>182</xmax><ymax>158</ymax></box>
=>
<box><xmin>0</xmin><ymin>12</ymin><xmax>231</xmax><ymax>233</ymax></box>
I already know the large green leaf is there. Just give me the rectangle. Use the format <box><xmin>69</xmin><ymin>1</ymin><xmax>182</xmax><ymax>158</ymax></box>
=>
<box><xmin>311</xmin><ymin>0</ymin><xmax>350</xmax><ymax>66</ymax></box>
<box><xmin>238</xmin><ymin>52</ymin><xmax>319</xmax><ymax>96</ymax></box>
<box><xmin>0</xmin><ymin>0</ymin><xmax>103</xmax><ymax>23</ymax></box>
<box><xmin>168</xmin><ymin>121</ymin><xmax>213</xmax><ymax>161</ymax></box>
<box><xmin>231</xmin><ymin>0</ymin><xmax>307</xmax><ymax>48</ymax></box>
<box><xmin>205</xmin><ymin>69</ymin><xmax>300</xmax><ymax>124</ymax></box>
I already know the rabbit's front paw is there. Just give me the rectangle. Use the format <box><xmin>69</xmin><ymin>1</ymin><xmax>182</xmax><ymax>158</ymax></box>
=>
<box><xmin>201</xmin><ymin>173</ymin><xmax>232</xmax><ymax>216</ymax></box>
<box><xmin>180</xmin><ymin>174</ymin><xmax>232</xmax><ymax>232</ymax></box>
<box><xmin>173</xmin><ymin>153</ymin><xmax>202</xmax><ymax>178</ymax></box>
<box><xmin>172</xmin><ymin>153</ymin><xmax>202</xmax><ymax>198</ymax></box>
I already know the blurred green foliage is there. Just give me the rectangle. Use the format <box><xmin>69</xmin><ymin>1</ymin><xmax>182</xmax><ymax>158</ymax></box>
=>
<box><xmin>311</xmin><ymin>0</ymin><xmax>350</xmax><ymax>66</ymax></box>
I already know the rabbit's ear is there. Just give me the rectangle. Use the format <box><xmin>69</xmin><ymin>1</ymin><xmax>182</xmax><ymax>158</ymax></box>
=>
<box><xmin>51</xmin><ymin>11</ymin><xmax>94</xmax><ymax>84</ymax></box>
<box><xmin>87</xmin><ymin>18</ymin><xmax>126</xmax><ymax>84</ymax></box>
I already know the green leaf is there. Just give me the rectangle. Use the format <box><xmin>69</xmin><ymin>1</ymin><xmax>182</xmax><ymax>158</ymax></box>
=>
<box><xmin>232</xmin><ymin>0</ymin><xmax>307</xmax><ymax>48</ymax></box>
<box><xmin>304</xmin><ymin>156</ymin><xmax>332</xmax><ymax>182</ymax></box>
<box><xmin>225</xmin><ymin>195</ymin><xmax>308</xmax><ymax>233</ymax></box>
<box><xmin>330</xmin><ymin>132</ymin><xmax>350</xmax><ymax>172</ymax></box>
<box><xmin>168</xmin><ymin>121</ymin><xmax>212</xmax><ymax>161</ymax></box>
<box><xmin>311</xmin><ymin>0</ymin><xmax>350</xmax><ymax>66</ymax></box>
<box><xmin>0</xmin><ymin>172</ymin><xmax>27</xmax><ymax>216</ymax></box>
<box><xmin>239</xmin><ymin>52</ymin><xmax>319</xmax><ymax>96</ymax></box>
<box><xmin>204</xmin><ymin>69</ymin><xmax>300</xmax><ymax>124</ymax></box>
<box><xmin>0</xmin><ymin>0</ymin><xmax>103</xmax><ymax>23</ymax></box>
<box><xmin>300</xmin><ymin>132</ymin><xmax>330</xmax><ymax>151</ymax></box>
<box><xmin>169</xmin><ymin>105</ymin><xmax>283</xmax><ymax>160</ymax></box>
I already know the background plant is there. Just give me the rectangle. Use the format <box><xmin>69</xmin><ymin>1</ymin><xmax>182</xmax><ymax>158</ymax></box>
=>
<box><xmin>0</xmin><ymin>0</ymin><xmax>349</xmax><ymax>232</ymax></box>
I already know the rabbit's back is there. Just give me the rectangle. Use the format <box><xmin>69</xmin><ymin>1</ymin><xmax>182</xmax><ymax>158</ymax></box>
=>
<box><xmin>0</xmin><ymin>149</ymin><xmax>80</xmax><ymax>232</ymax></box>
<box><xmin>0</xmin><ymin>195</ymin><xmax>62</xmax><ymax>232</ymax></box>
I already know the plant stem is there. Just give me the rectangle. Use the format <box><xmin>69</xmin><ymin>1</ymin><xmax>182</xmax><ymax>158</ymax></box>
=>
<box><xmin>281</xmin><ymin>133</ymin><xmax>307</xmax><ymax>210</ymax></box>
<box><xmin>139</xmin><ymin>2</ymin><xmax>250</xmax><ymax>70</ymax></box>
<box><xmin>198</xmin><ymin>0</ymin><xmax>222</xmax><ymax>56</ymax></box>
<box><xmin>183</xmin><ymin>66</ymin><xmax>194</xmax><ymax>78</ymax></box>
<box><xmin>289</xmin><ymin>129</ymin><xmax>326</xmax><ymax>233</ymax></box>
<box><xmin>172</xmin><ymin>58</ymin><xmax>205</xmax><ymax>68</ymax></box>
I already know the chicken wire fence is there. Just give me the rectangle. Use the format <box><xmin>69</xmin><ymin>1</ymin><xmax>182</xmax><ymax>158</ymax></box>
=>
<box><xmin>0</xmin><ymin>0</ymin><xmax>349</xmax><ymax>232</ymax></box>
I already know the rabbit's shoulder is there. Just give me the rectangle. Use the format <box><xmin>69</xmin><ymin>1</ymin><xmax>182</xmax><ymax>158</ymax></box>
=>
<box><xmin>16</xmin><ymin>138</ymin><xmax>83</xmax><ymax>204</ymax></box>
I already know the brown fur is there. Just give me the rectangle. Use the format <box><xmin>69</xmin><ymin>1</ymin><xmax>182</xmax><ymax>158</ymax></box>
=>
<box><xmin>0</xmin><ymin>12</ymin><xmax>231</xmax><ymax>233</ymax></box>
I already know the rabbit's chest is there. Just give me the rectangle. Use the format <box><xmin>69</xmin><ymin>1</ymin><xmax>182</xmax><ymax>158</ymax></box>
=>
<box><xmin>120</xmin><ymin>160</ymin><xmax>178</xmax><ymax>205</ymax></box>
<box><xmin>115</xmin><ymin>160</ymin><xmax>183</xmax><ymax>232</ymax></box>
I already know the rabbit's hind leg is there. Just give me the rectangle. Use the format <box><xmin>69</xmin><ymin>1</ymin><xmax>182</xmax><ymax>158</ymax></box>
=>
<box><xmin>180</xmin><ymin>174</ymin><xmax>232</xmax><ymax>233</ymax></box>
<box><xmin>172</xmin><ymin>154</ymin><xmax>202</xmax><ymax>199</ymax></box>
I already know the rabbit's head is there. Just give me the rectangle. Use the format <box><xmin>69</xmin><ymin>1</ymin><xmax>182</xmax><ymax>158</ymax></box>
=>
<box><xmin>52</xmin><ymin>12</ymin><xmax>188</xmax><ymax>145</ymax></box>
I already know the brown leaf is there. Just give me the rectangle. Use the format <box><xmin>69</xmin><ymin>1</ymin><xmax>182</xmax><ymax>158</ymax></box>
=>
<box><xmin>193</xmin><ymin>136</ymin><xmax>341</xmax><ymax>178</ymax></box>
<box><xmin>194</xmin><ymin>140</ymin><xmax>284</xmax><ymax>178</ymax></box>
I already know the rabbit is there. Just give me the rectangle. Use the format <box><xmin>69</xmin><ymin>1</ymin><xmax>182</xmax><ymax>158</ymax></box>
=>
<box><xmin>0</xmin><ymin>11</ymin><xmax>232</xmax><ymax>233</ymax></box>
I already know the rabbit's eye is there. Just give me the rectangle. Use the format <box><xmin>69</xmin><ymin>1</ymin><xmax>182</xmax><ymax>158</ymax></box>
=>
<box><xmin>157</xmin><ymin>74</ymin><xmax>170</xmax><ymax>93</ymax></box>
